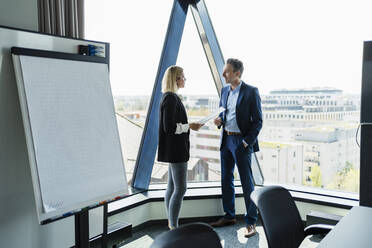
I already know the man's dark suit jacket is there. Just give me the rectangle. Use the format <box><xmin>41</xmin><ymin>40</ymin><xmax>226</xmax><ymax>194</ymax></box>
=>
<box><xmin>158</xmin><ymin>92</ymin><xmax>190</xmax><ymax>163</ymax></box>
<box><xmin>218</xmin><ymin>81</ymin><xmax>262</xmax><ymax>152</ymax></box>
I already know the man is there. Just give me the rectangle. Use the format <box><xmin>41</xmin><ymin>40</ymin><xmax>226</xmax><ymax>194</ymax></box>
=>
<box><xmin>211</xmin><ymin>58</ymin><xmax>262</xmax><ymax>238</ymax></box>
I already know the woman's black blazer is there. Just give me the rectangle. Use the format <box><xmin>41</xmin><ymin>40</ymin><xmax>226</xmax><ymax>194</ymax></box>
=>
<box><xmin>158</xmin><ymin>92</ymin><xmax>190</xmax><ymax>163</ymax></box>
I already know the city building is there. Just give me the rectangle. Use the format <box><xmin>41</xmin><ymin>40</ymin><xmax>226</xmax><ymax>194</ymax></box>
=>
<box><xmin>256</xmin><ymin>141</ymin><xmax>303</xmax><ymax>185</ymax></box>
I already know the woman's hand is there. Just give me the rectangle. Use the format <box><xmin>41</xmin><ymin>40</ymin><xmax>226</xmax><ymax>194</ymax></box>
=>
<box><xmin>189</xmin><ymin>123</ymin><xmax>204</xmax><ymax>131</ymax></box>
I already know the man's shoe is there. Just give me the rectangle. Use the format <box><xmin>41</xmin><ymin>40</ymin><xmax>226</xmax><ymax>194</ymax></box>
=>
<box><xmin>210</xmin><ymin>217</ymin><xmax>236</xmax><ymax>227</ymax></box>
<box><xmin>244</xmin><ymin>224</ymin><xmax>257</xmax><ymax>238</ymax></box>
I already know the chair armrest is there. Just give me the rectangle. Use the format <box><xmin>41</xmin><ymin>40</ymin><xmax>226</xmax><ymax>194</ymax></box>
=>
<box><xmin>304</xmin><ymin>224</ymin><xmax>334</xmax><ymax>236</ymax></box>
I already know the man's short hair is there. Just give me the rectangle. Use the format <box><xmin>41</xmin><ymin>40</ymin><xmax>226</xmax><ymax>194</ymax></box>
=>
<box><xmin>226</xmin><ymin>58</ymin><xmax>244</xmax><ymax>77</ymax></box>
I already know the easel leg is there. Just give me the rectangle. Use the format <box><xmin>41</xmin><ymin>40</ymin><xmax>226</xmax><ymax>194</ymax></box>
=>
<box><xmin>101</xmin><ymin>203</ymin><xmax>108</xmax><ymax>248</ymax></box>
<box><xmin>75</xmin><ymin>210</ymin><xmax>89</xmax><ymax>248</ymax></box>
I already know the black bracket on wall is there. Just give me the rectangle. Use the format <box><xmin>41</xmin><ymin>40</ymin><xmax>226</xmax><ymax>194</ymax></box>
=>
<box><xmin>360</xmin><ymin>41</ymin><xmax>372</xmax><ymax>207</ymax></box>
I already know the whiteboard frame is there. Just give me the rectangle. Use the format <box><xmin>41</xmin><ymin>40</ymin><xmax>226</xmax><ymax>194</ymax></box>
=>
<box><xmin>11</xmin><ymin>47</ymin><xmax>128</xmax><ymax>224</ymax></box>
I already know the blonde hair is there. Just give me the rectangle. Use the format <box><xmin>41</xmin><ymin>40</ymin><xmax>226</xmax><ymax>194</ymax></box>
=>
<box><xmin>161</xmin><ymin>65</ymin><xmax>183</xmax><ymax>93</ymax></box>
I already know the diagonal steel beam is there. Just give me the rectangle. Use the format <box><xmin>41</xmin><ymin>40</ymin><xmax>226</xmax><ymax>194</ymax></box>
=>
<box><xmin>132</xmin><ymin>0</ymin><xmax>189</xmax><ymax>189</ymax></box>
<box><xmin>190</xmin><ymin>0</ymin><xmax>225</xmax><ymax>95</ymax></box>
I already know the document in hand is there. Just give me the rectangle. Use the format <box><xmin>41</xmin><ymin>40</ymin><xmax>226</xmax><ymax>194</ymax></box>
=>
<box><xmin>196</xmin><ymin>106</ymin><xmax>225</xmax><ymax>124</ymax></box>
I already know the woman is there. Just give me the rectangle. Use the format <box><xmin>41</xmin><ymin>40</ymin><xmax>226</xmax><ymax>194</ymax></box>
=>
<box><xmin>158</xmin><ymin>65</ymin><xmax>202</xmax><ymax>229</ymax></box>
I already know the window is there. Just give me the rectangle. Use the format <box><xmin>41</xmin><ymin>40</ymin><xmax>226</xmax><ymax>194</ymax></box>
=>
<box><xmin>85</xmin><ymin>0</ymin><xmax>173</xmax><ymax>186</ymax></box>
<box><xmin>150</xmin><ymin>8</ymin><xmax>222</xmax><ymax>183</ymax></box>
<box><xmin>206</xmin><ymin>0</ymin><xmax>364</xmax><ymax>194</ymax></box>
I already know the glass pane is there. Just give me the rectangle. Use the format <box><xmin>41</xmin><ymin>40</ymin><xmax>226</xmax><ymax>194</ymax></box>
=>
<box><xmin>85</xmin><ymin>0</ymin><xmax>173</xmax><ymax>186</ymax></box>
<box><xmin>206</xmin><ymin>0</ymin><xmax>366</xmax><ymax>194</ymax></box>
<box><xmin>151</xmin><ymin>7</ymin><xmax>223</xmax><ymax>184</ymax></box>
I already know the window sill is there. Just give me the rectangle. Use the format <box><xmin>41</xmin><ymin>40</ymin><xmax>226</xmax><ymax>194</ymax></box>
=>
<box><xmin>149</xmin><ymin>181</ymin><xmax>358</xmax><ymax>201</ymax></box>
<box><xmin>108</xmin><ymin>183</ymin><xmax>358</xmax><ymax>216</ymax></box>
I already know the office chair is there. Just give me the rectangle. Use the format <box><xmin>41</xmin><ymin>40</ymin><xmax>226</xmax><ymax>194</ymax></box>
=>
<box><xmin>150</xmin><ymin>222</ymin><xmax>222</xmax><ymax>248</ymax></box>
<box><xmin>251</xmin><ymin>186</ymin><xmax>334</xmax><ymax>248</ymax></box>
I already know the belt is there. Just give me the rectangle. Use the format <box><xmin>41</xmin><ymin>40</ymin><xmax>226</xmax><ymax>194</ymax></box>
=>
<box><xmin>225</xmin><ymin>131</ymin><xmax>241</xmax><ymax>136</ymax></box>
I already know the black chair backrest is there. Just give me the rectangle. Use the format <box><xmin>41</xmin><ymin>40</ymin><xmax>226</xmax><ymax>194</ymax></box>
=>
<box><xmin>150</xmin><ymin>222</ymin><xmax>222</xmax><ymax>248</ymax></box>
<box><xmin>251</xmin><ymin>186</ymin><xmax>305</xmax><ymax>248</ymax></box>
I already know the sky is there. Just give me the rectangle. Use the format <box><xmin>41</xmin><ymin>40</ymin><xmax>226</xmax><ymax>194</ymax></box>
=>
<box><xmin>85</xmin><ymin>0</ymin><xmax>372</xmax><ymax>96</ymax></box>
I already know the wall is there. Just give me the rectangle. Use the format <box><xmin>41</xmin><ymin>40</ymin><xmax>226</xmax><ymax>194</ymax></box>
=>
<box><xmin>0</xmin><ymin>0</ymin><xmax>38</xmax><ymax>31</ymax></box>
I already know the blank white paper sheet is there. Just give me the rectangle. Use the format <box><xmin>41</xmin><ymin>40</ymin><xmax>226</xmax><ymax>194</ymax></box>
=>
<box><xmin>13</xmin><ymin>54</ymin><xmax>128</xmax><ymax>222</ymax></box>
